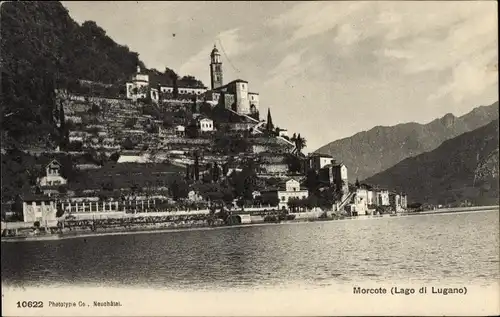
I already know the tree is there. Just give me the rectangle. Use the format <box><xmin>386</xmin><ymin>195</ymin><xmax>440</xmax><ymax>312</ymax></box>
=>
<box><xmin>172</xmin><ymin>74</ymin><xmax>179</xmax><ymax>99</ymax></box>
<box><xmin>162</xmin><ymin>114</ymin><xmax>174</xmax><ymax>128</ymax></box>
<box><xmin>67</xmin><ymin>141</ymin><xmax>83</xmax><ymax>151</ymax></box>
<box><xmin>56</xmin><ymin>204</ymin><xmax>65</xmax><ymax>218</ymax></box>
<box><xmin>124</xmin><ymin>117</ymin><xmax>137</xmax><ymax>129</ymax></box>
<box><xmin>193</xmin><ymin>152</ymin><xmax>200</xmax><ymax>181</ymax></box>
<box><xmin>212</xmin><ymin>162</ymin><xmax>220</xmax><ymax>182</ymax></box>
<box><xmin>89</xmin><ymin>103</ymin><xmax>100</xmax><ymax>115</ymax></box>
<box><xmin>355</xmin><ymin>178</ymin><xmax>360</xmax><ymax>188</ymax></box>
<box><xmin>305</xmin><ymin>169</ymin><xmax>319</xmax><ymax>192</ymax></box>
<box><xmin>170</xmin><ymin>179</ymin><xmax>189</xmax><ymax>200</ymax></box>
<box><xmin>199</xmin><ymin>102</ymin><xmax>213</xmax><ymax>116</ymax></box>
<box><xmin>109</xmin><ymin>152</ymin><xmax>121</xmax><ymax>162</ymax></box>
<box><xmin>266</xmin><ymin>108</ymin><xmax>274</xmax><ymax>132</ymax></box>
<box><xmin>185</xmin><ymin>121</ymin><xmax>199</xmax><ymax>138</ymax></box>
<box><xmin>295</xmin><ymin>134</ymin><xmax>306</xmax><ymax>152</ymax></box>
<box><xmin>122</xmin><ymin>137</ymin><xmax>135</xmax><ymax>150</ymax></box>
<box><xmin>284</xmin><ymin>154</ymin><xmax>303</xmax><ymax>174</ymax></box>
<box><xmin>58</xmin><ymin>185</ymin><xmax>68</xmax><ymax>194</ymax></box>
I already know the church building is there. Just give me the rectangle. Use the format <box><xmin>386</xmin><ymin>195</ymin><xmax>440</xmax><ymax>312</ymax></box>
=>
<box><xmin>125</xmin><ymin>44</ymin><xmax>260</xmax><ymax>117</ymax></box>
<box><xmin>205</xmin><ymin>45</ymin><xmax>260</xmax><ymax>116</ymax></box>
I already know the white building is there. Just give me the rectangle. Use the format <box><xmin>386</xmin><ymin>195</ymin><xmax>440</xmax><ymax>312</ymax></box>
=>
<box><xmin>37</xmin><ymin>159</ymin><xmax>67</xmax><ymax>187</ymax></box>
<box><xmin>262</xmin><ymin>179</ymin><xmax>309</xmax><ymax>210</ymax></box>
<box><xmin>187</xmin><ymin>190</ymin><xmax>204</xmax><ymax>202</ymax></box>
<box><xmin>175</xmin><ymin>125</ymin><xmax>186</xmax><ymax>136</ymax></box>
<box><xmin>126</xmin><ymin>66</ymin><xmax>150</xmax><ymax>101</ymax></box>
<box><xmin>278</xmin><ymin>129</ymin><xmax>288</xmax><ymax>137</ymax></box>
<box><xmin>22</xmin><ymin>195</ymin><xmax>57</xmax><ymax>223</ymax></box>
<box><xmin>376</xmin><ymin>190</ymin><xmax>390</xmax><ymax>206</ymax></box>
<box><xmin>198</xmin><ymin>118</ymin><xmax>214</xmax><ymax>133</ymax></box>
<box><xmin>159</xmin><ymin>86</ymin><xmax>207</xmax><ymax>96</ymax></box>
<box><xmin>309</xmin><ymin>153</ymin><xmax>334</xmax><ymax>171</ymax></box>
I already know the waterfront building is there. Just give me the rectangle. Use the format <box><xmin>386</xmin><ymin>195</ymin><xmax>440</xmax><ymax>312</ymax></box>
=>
<box><xmin>376</xmin><ymin>190</ymin><xmax>390</xmax><ymax>206</ymax></box>
<box><xmin>21</xmin><ymin>194</ymin><xmax>57</xmax><ymax>223</ymax></box>
<box><xmin>261</xmin><ymin>178</ymin><xmax>309</xmax><ymax>210</ymax></box>
<box><xmin>60</xmin><ymin>195</ymin><xmax>164</xmax><ymax>215</ymax></box>
<box><xmin>389</xmin><ymin>192</ymin><xmax>408</xmax><ymax>211</ymax></box>
<box><xmin>353</xmin><ymin>187</ymin><xmax>369</xmax><ymax>216</ymax></box>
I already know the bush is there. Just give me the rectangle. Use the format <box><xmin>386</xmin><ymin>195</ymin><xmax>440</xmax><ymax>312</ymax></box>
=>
<box><xmin>286</xmin><ymin>214</ymin><xmax>296</xmax><ymax>221</ymax></box>
<box><xmin>263</xmin><ymin>215</ymin><xmax>278</xmax><ymax>223</ymax></box>
<box><xmin>34</xmin><ymin>221</ymin><xmax>40</xmax><ymax>228</ymax></box>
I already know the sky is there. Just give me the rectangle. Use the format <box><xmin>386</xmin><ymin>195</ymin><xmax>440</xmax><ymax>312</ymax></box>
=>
<box><xmin>62</xmin><ymin>1</ymin><xmax>498</xmax><ymax>152</ymax></box>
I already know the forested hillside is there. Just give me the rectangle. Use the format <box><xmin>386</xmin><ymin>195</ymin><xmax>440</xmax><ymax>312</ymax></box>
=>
<box><xmin>0</xmin><ymin>1</ymin><xmax>203</xmax><ymax>147</ymax></box>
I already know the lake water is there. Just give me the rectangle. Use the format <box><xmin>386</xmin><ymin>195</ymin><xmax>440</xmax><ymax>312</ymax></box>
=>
<box><xmin>2</xmin><ymin>210</ymin><xmax>499</xmax><ymax>290</ymax></box>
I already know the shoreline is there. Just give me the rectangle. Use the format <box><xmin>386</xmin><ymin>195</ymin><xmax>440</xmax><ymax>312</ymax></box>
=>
<box><xmin>2</xmin><ymin>206</ymin><xmax>498</xmax><ymax>243</ymax></box>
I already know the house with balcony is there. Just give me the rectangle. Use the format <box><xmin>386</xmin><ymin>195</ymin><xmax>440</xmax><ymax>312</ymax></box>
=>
<box><xmin>36</xmin><ymin>159</ymin><xmax>67</xmax><ymax>187</ymax></box>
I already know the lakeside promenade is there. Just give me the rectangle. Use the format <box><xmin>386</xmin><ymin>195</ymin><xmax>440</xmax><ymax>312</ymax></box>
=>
<box><xmin>1</xmin><ymin>205</ymin><xmax>498</xmax><ymax>242</ymax></box>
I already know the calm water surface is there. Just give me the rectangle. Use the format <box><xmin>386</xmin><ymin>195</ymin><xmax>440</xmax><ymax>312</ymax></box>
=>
<box><xmin>2</xmin><ymin>210</ymin><xmax>499</xmax><ymax>290</ymax></box>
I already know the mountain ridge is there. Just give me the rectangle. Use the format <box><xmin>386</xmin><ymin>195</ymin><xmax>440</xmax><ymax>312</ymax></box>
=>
<box><xmin>314</xmin><ymin>101</ymin><xmax>499</xmax><ymax>180</ymax></box>
<box><xmin>364</xmin><ymin>119</ymin><xmax>499</xmax><ymax>205</ymax></box>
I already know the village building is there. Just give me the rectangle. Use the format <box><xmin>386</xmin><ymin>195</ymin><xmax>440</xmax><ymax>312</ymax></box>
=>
<box><xmin>175</xmin><ymin>125</ymin><xmax>186</xmax><ymax>136</ymax></box>
<box><xmin>376</xmin><ymin>190</ymin><xmax>390</xmax><ymax>206</ymax></box>
<box><xmin>389</xmin><ymin>192</ymin><xmax>408</xmax><ymax>211</ymax></box>
<box><xmin>187</xmin><ymin>190</ymin><xmax>204</xmax><ymax>202</ymax></box>
<box><xmin>318</xmin><ymin>162</ymin><xmax>349</xmax><ymax>196</ymax></box>
<box><xmin>36</xmin><ymin>159</ymin><xmax>67</xmax><ymax>187</ymax></box>
<box><xmin>261</xmin><ymin>179</ymin><xmax>309</xmax><ymax>210</ymax></box>
<box><xmin>21</xmin><ymin>194</ymin><xmax>58</xmax><ymax>224</ymax></box>
<box><xmin>198</xmin><ymin>117</ymin><xmax>214</xmax><ymax>133</ymax></box>
<box><xmin>308</xmin><ymin>153</ymin><xmax>335</xmax><ymax>171</ymax></box>
<box><xmin>126</xmin><ymin>66</ymin><xmax>150</xmax><ymax>101</ymax></box>
<box><xmin>159</xmin><ymin>86</ymin><xmax>207</xmax><ymax>96</ymax></box>
<box><xmin>278</xmin><ymin>129</ymin><xmax>288</xmax><ymax>137</ymax></box>
<box><xmin>204</xmin><ymin>45</ymin><xmax>260</xmax><ymax>116</ymax></box>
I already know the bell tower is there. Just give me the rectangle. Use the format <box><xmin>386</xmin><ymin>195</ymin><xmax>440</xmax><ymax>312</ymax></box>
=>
<box><xmin>210</xmin><ymin>44</ymin><xmax>223</xmax><ymax>90</ymax></box>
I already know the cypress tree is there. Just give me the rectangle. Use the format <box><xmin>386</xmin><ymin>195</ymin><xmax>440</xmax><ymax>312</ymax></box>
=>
<box><xmin>266</xmin><ymin>108</ymin><xmax>274</xmax><ymax>132</ymax></box>
<box><xmin>194</xmin><ymin>152</ymin><xmax>200</xmax><ymax>181</ymax></box>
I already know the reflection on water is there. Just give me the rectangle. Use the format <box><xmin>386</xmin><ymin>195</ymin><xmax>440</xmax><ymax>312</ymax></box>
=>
<box><xmin>2</xmin><ymin>210</ymin><xmax>499</xmax><ymax>290</ymax></box>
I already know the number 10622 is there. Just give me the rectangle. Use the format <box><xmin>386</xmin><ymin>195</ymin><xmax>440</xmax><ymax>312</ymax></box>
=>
<box><xmin>17</xmin><ymin>301</ymin><xmax>43</xmax><ymax>308</ymax></box>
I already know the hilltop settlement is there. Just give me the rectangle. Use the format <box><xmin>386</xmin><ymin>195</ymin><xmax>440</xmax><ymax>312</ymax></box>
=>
<box><xmin>2</xmin><ymin>44</ymin><xmax>408</xmax><ymax>237</ymax></box>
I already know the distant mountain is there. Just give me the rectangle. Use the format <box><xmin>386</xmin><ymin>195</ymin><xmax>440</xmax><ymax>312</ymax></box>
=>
<box><xmin>314</xmin><ymin>102</ymin><xmax>499</xmax><ymax>180</ymax></box>
<box><xmin>364</xmin><ymin>119</ymin><xmax>499</xmax><ymax>206</ymax></box>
